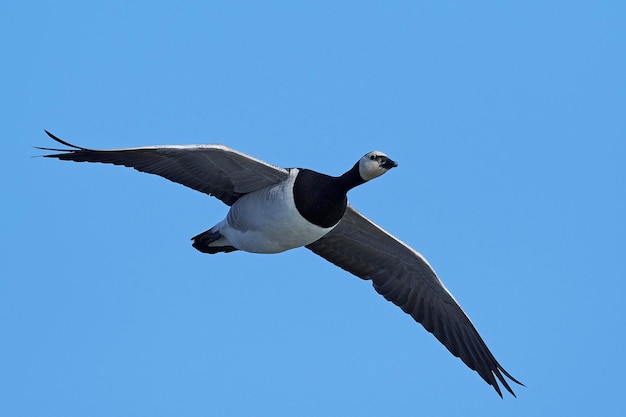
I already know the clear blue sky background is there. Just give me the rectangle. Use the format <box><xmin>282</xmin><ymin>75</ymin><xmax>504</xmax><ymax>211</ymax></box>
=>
<box><xmin>2</xmin><ymin>1</ymin><xmax>625</xmax><ymax>416</ymax></box>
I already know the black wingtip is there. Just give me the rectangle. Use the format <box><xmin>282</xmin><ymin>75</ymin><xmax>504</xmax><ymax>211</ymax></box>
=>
<box><xmin>494</xmin><ymin>365</ymin><xmax>525</xmax><ymax>398</ymax></box>
<box><xmin>43</xmin><ymin>130</ymin><xmax>84</xmax><ymax>149</ymax></box>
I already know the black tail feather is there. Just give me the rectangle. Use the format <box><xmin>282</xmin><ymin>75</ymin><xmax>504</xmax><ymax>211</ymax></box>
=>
<box><xmin>191</xmin><ymin>230</ymin><xmax>238</xmax><ymax>254</ymax></box>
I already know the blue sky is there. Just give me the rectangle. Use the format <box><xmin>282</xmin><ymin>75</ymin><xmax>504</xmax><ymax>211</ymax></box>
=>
<box><xmin>2</xmin><ymin>1</ymin><xmax>625</xmax><ymax>415</ymax></box>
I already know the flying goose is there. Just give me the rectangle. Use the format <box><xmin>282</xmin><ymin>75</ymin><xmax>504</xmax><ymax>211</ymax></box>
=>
<box><xmin>38</xmin><ymin>130</ymin><xmax>523</xmax><ymax>397</ymax></box>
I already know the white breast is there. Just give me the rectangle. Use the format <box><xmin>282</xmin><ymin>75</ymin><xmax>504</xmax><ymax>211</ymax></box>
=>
<box><xmin>220</xmin><ymin>169</ymin><xmax>336</xmax><ymax>253</ymax></box>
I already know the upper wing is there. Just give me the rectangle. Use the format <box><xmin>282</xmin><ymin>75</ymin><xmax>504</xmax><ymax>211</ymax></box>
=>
<box><xmin>306</xmin><ymin>206</ymin><xmax>523</xmax><ymax>397</ymax></box>
<box><xmin>38</xmin><ymin>131</ymin><xmax>290</xmax><ymax>205</ymax></box>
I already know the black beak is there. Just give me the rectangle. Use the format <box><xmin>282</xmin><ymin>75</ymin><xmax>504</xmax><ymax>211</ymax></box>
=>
<box><xmin>382</xmin><ymin>157</ymin><xmax>398</xmax><ymax>169</ymax></box>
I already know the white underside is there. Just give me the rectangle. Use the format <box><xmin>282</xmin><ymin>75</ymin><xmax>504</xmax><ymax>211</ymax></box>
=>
<box><xmin>209</xmin><ymin>169</ymin><xmax>336</xmax><ymax>253</ymax></box>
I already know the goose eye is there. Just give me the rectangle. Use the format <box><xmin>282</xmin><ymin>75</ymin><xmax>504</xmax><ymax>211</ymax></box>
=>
<box><xmin>370</xmin><ymin>154</ymin><xmax>376</xmax><ymax>160</ymax></box>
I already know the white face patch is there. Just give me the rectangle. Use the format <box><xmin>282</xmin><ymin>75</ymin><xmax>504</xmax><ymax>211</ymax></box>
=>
<box><xmin>358</xmin><ymin>151</ymin><xmax>396</xmax><ymax>181</ymax></box>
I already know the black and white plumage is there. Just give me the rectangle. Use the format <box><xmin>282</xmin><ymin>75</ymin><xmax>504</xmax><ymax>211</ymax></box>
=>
<box><xmin>38</xmin><ymin>130</ymin><xmax>523</xmax><ymax>397</ymax></box>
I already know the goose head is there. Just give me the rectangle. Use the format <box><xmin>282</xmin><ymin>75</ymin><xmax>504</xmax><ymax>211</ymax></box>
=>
<box><xmin>358</xmin><ymin>151</ymin><xmax>398</xmax><ymax>181</ymax></box>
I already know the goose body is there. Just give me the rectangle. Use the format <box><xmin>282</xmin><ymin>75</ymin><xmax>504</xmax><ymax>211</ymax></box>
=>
<box><xmin>193</xmin><ymin>168</ymin><xmax>336</xmax><ymax>254</ymax></box>
<box><xmin>38</xmin><ymin>130</ymin><xmax>523</xmax><ymax>397</ymax></box>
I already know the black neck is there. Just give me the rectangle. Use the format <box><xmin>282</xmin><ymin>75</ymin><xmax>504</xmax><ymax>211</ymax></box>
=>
<box><xmin>335</xmin><ymin>162</ymin><xmax>366</xmax><ymax>194</ymax></box>
<box><xmin>293</xmin><ymin>164</ymin><xmax>365</xmax><ymax>228</ymax></box>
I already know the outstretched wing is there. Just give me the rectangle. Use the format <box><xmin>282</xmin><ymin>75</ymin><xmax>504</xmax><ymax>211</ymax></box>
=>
<box><xmin>307</xmin><ymin>206</ymin><xmax>523</xmax><ymax>397</ymax></box>
<box><xmin>38</xmin><ymin>130</ymin><xmax>290</xmax><ymax>205</ymax></box>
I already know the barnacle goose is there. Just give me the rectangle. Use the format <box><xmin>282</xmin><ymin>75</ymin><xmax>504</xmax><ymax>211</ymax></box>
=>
<box><xmin>38</xmin><ymin>130</ymin><xmax>523</xmax><ymax>397</ymax></box>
